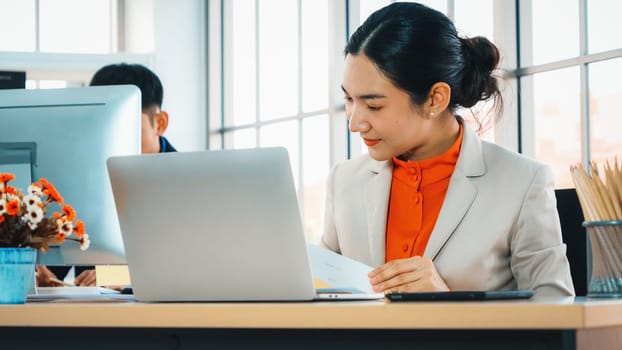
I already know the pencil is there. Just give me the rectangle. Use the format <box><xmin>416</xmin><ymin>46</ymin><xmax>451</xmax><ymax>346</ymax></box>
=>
<box><xmin>571</xmin><ymin>160</ymin><xmax>622</xmax><ymax>294</ymax></box>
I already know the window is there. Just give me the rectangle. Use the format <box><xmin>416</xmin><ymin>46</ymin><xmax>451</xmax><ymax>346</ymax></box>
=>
<box><xmin>522</xmin><ymin>0</ymin><xmax>579</xmax><ymax>66</ymax></box>
<box><xmin>0</xmin><ymin>0</ymin><xmax>151</xmax><ymax>89</ymax></box>
<box><xmin>518</xmin><ymin>0</ymin><xmax>622</xmax><ymax>188</ymax></box>
<box><xmin>211</xmin><ymin>0</ymin><xmax>337</xmax><ymax>243</ymax></box>
<box><xmin>525</xmin><ymin>67</ymin><xmax>581</xmax><ymax>187</ymax></box>
<box><xmin>39</xmin><ymin>0</ymin><xmax>114</xmax><ymax>54</ymax></box>
<box><xmin>0</xmin><ymin>0</ymin><xmax>36</xmax><ymax>52</ymax></box>
<box><xmin>0</xmin><ymin>0</ymin><xmax>112</xmax><ymax>86</ymax></box>
<box><xmin>0</xmin><ymin>0</ymin><xmax>115</xmax><ymax>54</ymax></box>
<box><xmin>588</xmin><ymin>58</ymin><xmax>622</xmax><ymax>165</ymax></box>
<box><xmin>587</xmin><ymin>0</ymin><xmax>622</xmax><ymax>54</ymax></box>
<box><xmin>454</xmin><ymin>0</ymin><xmax>494</xmax><ymax>39</ymax></box>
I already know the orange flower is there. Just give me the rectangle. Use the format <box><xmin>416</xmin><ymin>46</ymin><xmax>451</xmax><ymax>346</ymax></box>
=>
<box><xmin>6</xmin><ymin>200</ymin><xmax>19</xmax><ymax>216</ymax></box>
<box><xmin>0</xmin><ymin>173</ymin><xmax>15</xmax><ymax>183</ymax></box>
<box><xmin>1</xmin><ymin>175</ymin><xmax>89</xmax><ymax>252</ymax></box>
<box><xmin>5</xmin><ymin>186</ymin><xmax>17</xmax><ymax>195</ymax></box>
<box><xmin>62</xmin><ymin>204</ymin><xmax>76</xmax><ymax>221</ymax></box>
<box><xmin>39</xmin><ymin>178</ymin><xmax>64</xmax><ymax>203</ymax></box>
<box><xmin>73</xmin><ymin>220</ymin><xmax>85</xmax><ymax>237</ymax></box>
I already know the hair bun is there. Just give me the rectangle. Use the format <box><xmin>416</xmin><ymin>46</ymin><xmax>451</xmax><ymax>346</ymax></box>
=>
<box><xmin>459</xmin><ymin>36</ymin><xmax>500</xmax><ymax>108</ymax></box>
<box><xmin>460</xmin><ymin>36</ymin><xmax>499</xmax><ymax>74</ymax></box>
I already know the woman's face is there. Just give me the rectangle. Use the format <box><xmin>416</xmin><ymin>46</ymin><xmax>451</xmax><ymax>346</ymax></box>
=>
<box><xmin>342</xmin><ymin>54</ymin><xmax>435</xmax><ymax>162</ymax></box>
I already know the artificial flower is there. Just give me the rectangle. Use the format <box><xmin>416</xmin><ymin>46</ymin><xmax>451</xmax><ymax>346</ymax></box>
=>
<box><xmin>0</xmin><ymin>172</ymin><xmax>90</xmax><ymax>252</ymax></box>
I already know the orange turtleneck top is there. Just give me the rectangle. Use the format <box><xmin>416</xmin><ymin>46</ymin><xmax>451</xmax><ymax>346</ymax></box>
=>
<box><xmin>385</xmin><ymin>125</ymin><xmax>464</xmax><ymax>262</ymax></box>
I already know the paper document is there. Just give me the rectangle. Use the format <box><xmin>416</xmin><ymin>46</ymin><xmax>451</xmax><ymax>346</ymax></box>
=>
<box><xmin>307</xmin><ymin>244</ymin><xmax>376</xmax><ymax>294</ymax></box>
<box><xmin>33</xmin><ymin>286</ymin><xmax>120</xmax><ymax>295</ymax></box>
<box><xmin>27</xmin><ymin>286</ymin><xmax>134</xmax><ymax>302</ymax></box>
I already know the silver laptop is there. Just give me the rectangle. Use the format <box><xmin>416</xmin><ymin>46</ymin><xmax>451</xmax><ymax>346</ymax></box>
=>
<box><xmin>107</xmin><ymin>147</ymin><xmax>382</xmax><ymax>301</ymax></box>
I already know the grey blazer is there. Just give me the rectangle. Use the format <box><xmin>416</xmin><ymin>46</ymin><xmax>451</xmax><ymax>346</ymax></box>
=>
<box><xmin>322</xmin><ymin>123</ymin><xmax>575</xmax><ymax>297</ymax></box>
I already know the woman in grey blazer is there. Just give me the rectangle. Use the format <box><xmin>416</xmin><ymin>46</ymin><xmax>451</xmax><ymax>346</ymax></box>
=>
<box><xmin>322</xmin><ymin>2</ymin><xmax>574</xmax><ymax>297</ymax></box>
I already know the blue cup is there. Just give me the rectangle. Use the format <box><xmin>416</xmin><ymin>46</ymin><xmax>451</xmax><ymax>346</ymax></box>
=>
<box><xmin>0</xmin><ymin>247</ymin><xmax>37</xmax><ymax>304</ymax></box>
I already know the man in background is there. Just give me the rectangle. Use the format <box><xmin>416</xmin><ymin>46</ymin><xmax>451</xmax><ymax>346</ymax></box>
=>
<box><xmin>36</xmin><ymin>63</ymin><xmax>177</xmax><ymax>287</ymax></box>
<box><xmin>91</xmin><ymin>63</ymin><xmax>176</xmax><ymax>153</ymax></box>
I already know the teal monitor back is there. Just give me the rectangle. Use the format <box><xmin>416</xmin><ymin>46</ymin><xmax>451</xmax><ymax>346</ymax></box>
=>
<box><xmin>0</xmin><ymin>85</ymin><xmax>141</xmax><ymax>265</ymax></box>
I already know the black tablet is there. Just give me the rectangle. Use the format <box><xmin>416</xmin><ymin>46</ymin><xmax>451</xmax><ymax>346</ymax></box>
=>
<box><xmin>385</xmin><ymin>290</ymin><xmax>534</xmax><ymax>302</ymax></box>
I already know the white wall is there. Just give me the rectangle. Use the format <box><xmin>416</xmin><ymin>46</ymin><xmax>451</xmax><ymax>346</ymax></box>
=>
<box><xmin>127</xmin><ymin>0</ymin><xmax>208</xmax><ymax>151</ymax></box>
<box><xmin>155</xmin><ymin>0</ymin><xmax>207</xmax><ymax>151</ymax></box>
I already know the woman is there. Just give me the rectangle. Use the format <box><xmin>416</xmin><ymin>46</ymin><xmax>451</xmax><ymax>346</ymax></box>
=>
<box><xmin>322</xmin><ymin>2</ymin><xmax>574</xmax><ymax>297</ymax></box>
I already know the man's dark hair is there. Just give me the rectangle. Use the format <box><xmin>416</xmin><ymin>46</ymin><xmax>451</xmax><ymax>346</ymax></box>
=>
<box><xmin>90</xmin><ymin>63</ymin><xmax>163</xmax><ymax>109</ymax></box>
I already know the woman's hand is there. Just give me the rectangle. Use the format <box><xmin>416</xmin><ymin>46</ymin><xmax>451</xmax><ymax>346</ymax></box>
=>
<box><xmin>368</xmin><ymin>256</ymin><xmax>449</xmax><ymax>293</ymax></box>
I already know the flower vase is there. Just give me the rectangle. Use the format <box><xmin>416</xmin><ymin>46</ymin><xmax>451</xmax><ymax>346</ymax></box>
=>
<box><xmin>0</xmin><ymin>247</ymin><xmax>37</xmax><ymax>304</ymax></box>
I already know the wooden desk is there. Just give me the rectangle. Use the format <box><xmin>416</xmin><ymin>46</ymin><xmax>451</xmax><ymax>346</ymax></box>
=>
<box><xmin>1</xmin><ymin>297</ymin><xmax>621</xmax><ymax>350</ymax></box>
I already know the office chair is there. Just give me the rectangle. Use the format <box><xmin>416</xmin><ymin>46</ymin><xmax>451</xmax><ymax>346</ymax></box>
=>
<box><xmin>555</xmin><ymin>188</ymin><xmax>587</xmax><ymax>296</ymax></box>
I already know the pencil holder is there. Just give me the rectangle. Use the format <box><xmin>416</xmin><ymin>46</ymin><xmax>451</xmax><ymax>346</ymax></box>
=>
<box><xmin>584</xmin><ymin>220</ymin><xmax>622</xmax><ymax>297</ymax></box>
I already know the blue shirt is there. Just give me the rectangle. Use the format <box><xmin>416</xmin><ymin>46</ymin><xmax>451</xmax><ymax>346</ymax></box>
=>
<box><xmin>159</xmin><ymin>136</ymin><xmax>177</xmax><ymax>153</ymax></box>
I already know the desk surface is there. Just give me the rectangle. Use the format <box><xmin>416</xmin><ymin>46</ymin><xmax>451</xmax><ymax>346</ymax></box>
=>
<box><xmin>2</xmin><ymin>297</ymin><xmax>622</xmax><ymax>330</ymax></box>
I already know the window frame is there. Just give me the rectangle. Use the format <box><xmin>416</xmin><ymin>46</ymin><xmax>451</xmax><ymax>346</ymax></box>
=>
<box><xmin>517</xmin><ymin>0</ymin><xmax>622</xmax><ymax>182</ymax></box>
<box><xmin>208</xmin><ymin>0</ymin><xmax>348</xmax><ymax>240</ymax></box>
<box><xmin>0</xmin><ymin>0</ymin><xmax>153</xmax><ymax>87</ymax></box>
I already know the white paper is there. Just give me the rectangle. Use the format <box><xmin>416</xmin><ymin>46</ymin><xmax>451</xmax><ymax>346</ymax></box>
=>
<box><xmin>307</xmin><ymin>244</ymin><xmax>377</xmax><ymax>294</ymax></box>
<box><xmin>26</xmin><ymin>286</ymin><xmax>133</xmax><ymax>302</ymax></box>
<box><xmin>33</xmin><ymin>286</ymin><xmax>120</xmax><ymax>295</ymax></box>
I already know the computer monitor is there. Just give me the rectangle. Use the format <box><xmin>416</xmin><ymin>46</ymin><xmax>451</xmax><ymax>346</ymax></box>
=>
<box><xmin>0</xmin><ymin>71</ymin><xmax>25</xmax><ymax>89</ymax></box>
<box><xmin>0</xmin><ymin>85</ymin><xmax>141</xmax><ymax>265</ymax></box>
